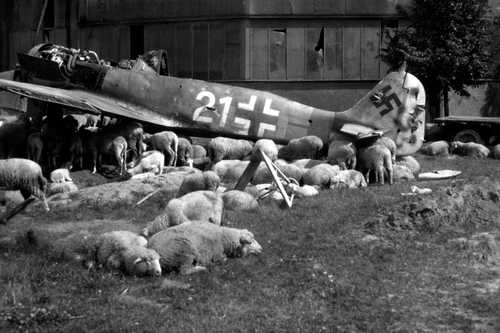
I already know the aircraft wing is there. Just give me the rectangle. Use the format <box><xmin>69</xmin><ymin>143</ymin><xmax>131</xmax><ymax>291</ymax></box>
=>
<box><xmin>0</xmin><ymin>78</ymin><xmax>185</xmax><ymax>127</ymax></box>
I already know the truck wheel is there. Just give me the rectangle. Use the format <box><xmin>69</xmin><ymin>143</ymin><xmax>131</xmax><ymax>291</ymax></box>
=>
<box><xmin>453</xmin><ymin>129</ymin><xmax>484</xmax><ymax>144</ymax></box>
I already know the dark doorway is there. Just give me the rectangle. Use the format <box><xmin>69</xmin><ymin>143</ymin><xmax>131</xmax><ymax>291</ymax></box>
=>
<box><xmin>130</xmin><ymin>25</ymin><xmax>144</xmax><ymax>59</ymax></box>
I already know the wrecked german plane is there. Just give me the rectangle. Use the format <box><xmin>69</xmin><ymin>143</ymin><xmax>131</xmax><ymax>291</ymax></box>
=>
<box><xmin>0</xmin><ymin>43</ymin><xmax>426</xmax><ymax>156</ymax></box>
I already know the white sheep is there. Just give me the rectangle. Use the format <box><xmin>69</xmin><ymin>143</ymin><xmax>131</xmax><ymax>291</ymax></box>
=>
<box><xmin>357</xmin><ymin>144</ymin><xmax>393</xmax><ymax>185</ymax></box>
<box><xmin>96</xmin><ymin>230</ymin><xmax>161</xmax><ymax>276</ymax></box>
<box><xmin>492</xmin><ymin>144</ymin><xmax>500</xmax><ymax>159</ymax></box>
<box><xmin>251</xmin><ymin>139</ymin><xmax>278</xmax><ymax>161</ymax></box>
<box><xmin>289</xmin><ymin>159</ymin><xmax>324</xmax><ymax>169</ymax></box>
<box><xmin>393</xmin><ymin>164</ymin><xmax>415</xmax><ymax>181</ymax></box>
<box><xmin>375</xmin><ymin>136</ymin><xmax>397</xmax><ymax>163</ymax></box>
<box><xmin>277</xmin><ymin>135</ymin><xmax>324</xmax><ymax>161</ymax></box>
<box><xmin>302</xmin><ymin>163</ymin><xmax>340</xmax><ymax>188</ymax></box>
<box><xmin>208</xmin><ymin>136</ymin><xmax>253</xmax><ymax>165</ymax></box>
<box><xmin>50</xmin><ymin>168</ymin><xmax>72</xmax><ymax>183</ymax></box>
<box><xmin>286</xmin><ymin>184</ymin><xmax>319</xmax><ymax>197</ymax></box>
<box><xmin>327</xmin><ymin>140</ymin><xmax>357</xmax><ymax>170</ymax></box>
<box><xmin>220</xmin><ymin>190</ymin><xmax>259</xmax><ymax>211</ymax></box>
<box><xmin>141</xmin><ymin>190</ymin><xmax>224</xmax><ymax>238</ymax></box>
<box><xmin>0</xmin><ymin>158</ymin><xmax>49</xmax><ymax>212</ymax></box>
<box><xmin>396</xmin><ymin>156</ymin><xmax>421</xmax><ymax>176</ymax></box>
<box><xmin>211</xmin><ymin>160</ymin><xmax>250</xmax><ymax>184</ymax></box>
<box><xmin>143</xmin><ymin>131</ymin><xmax>178</xmax><ymax>166</ymax></box>
<box><xmin>148</xmin><ymin>221</ymin><xmax>262</xmax><ymax>274</ymax></box>
<box><xmin>47</xmin><ymin>181</ymin><xmax>78</xmax><ymax>196</ymax></box>
<box><xmin>419</xmin><ymin>140</ymin><xmax>450</xmax><ymax>156</ymax></box>
<box><xmin>251</xmin><ymin>161</ymin><xmax>304</xmax><ymax>185</ymax></box>
<box><xmin>329</xmin><ymin>169</ymin><xmax>367</xmax><ymax>189</ymax></box>
<box><xmin>450</xmin><ymin>141</ymin><xmax>490</xmax><ymax>158</ymax></box>
<box><xmin>127</xmin><ymin>150</ymin><xmax>165</xmax><ymax>176</ymax></box>
<box><xmin>176</xmin><ymin>170</ymin><xmax>220</xmax><ymax>197</ymax></box>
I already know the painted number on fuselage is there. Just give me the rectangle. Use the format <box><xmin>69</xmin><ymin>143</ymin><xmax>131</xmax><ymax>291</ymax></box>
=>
<box><xmin>193</xmin><ymin>91</ymin><xmax>280</xmax><ymax>136</ymax></box>
<box><xmin>370</xmin><ymin>85</ymin><xmax>402</xmax><ymax>116</ymax></box>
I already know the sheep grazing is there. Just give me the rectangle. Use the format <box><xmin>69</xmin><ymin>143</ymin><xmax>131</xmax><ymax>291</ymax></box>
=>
<box><xmin>493</xmin><ymin>144</ymin><xmax>500</xmax><ymax>159</ymax></box>
<box><xmin>357</xmin><ymin>144</ymin><xmax>393</xmax><ymax>185</ymax></box>
<box><xmin>127</xmin><ymin>150</ymin><xmax>165</xmax><ymax>176</ymax></box>
<box><xmin>96</xmin><ymin>230</ymin><xmax>161</xmax><ymax>277</ymax></box>
<box><xmin>141</xmin><ymin>191</ymin><xmax>224</xmax><ymax>238</ymax></box>
<box><xmin>419</xmin><ymin>140</ymin><xmax>450</xmax><ymax>156</ymax></box>
<box><xmin>211</xmin><ymin>160</ymin><xmax>250</xmax><ymax>184</ymax></box>
<box><xmin>277</xmin><ymin>135</ymin><xmax>324</xmax><ymax>161</ymax></box>
<box><xmin>143</xmin><ymin>131</ymin><xmax>178</xmax><ymax>166</ymax></box>
<box><xmin>148</xmin><ymin>221</ymin><xmax>262</xmax><ymax>275</ymax></box>
<box><xmin>177</xmin><ymin>138</ymin><xmax>193</xmax><ymax>166</ymax></box>
<box><xmin>329</xmin><ymin>169</ymin><xmax>367</xmax><ymax>189</ymax></box>
<box><xmin>47</xmin><ymin>181</ymin><xmax>78</xmax><ymax>196</ymax></box>
<box><xmin>302</xmin><ymin>163</ymin><xmax>340</xmax><ymax>188</ymax></box>
<box><xmin>396</xmin><ymin>156</ymin><xmax>421</xmax><ymax>176</ymax></box>
<box><xmin>26</xmin><ymin>132</ymin><xmax>43</xmax><ymax>164</ymax></box>
<box><xmin>0</xmin><ymin>158</ymin><xmax>49</xmax><ymax>212</ymax></box>
<box><xmin>251</xmin><ymin>139</ymin><xmax>278</xmax><ymax>161</ymax></box>
<box><xmin>327</xmin><ymin>140</ymin><xmax>357</xmax><ymax>170</ymax></box>
<box><xmin>375</xmin><ymin>136</ymin><xmax>397</xmax><ymax>163</ymax></box>
<box><xmin>191</xmin><ymin>144</ymin><xmax>210</xmax><ymax>170</ymax></box>
<box><xmin>208</xmin><ymin>136</ymin><xmax>253</xmax><ymax>165</ymax></box>
<box><xmin>176</xmin><ymin>170</ymin><xmax>220</xmax><ymax>197</ymax></box>
<box><xmin>50</xmin><ymin>168</ymin><xmax>72</xmax><ymax>183</ymax></box>
<box><xmin>450</xmin><ymin>141</ymin><xmax>490</xmax><ymax>159</ymax></box>
<box><xmin>86</xmin><ymin>131</ymin><xmax>128</xmax><ymax>175</ymax></box>
<box><xmin>220</xmin><ymin>190</ymin><xmax>259</xmax><ymax>211</ymax></box>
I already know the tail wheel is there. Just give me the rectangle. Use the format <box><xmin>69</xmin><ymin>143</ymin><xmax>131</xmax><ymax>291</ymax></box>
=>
<box><xmin>453</xmin><ymin>129</ymin><xmax>484</xmax><ymax>144</ymax></box>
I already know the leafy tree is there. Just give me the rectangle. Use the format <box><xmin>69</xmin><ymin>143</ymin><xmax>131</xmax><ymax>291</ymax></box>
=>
<box><xmin>381</xmin><ymin>0</ymin><xmax>494</xmax><ymax>119</ymax></box>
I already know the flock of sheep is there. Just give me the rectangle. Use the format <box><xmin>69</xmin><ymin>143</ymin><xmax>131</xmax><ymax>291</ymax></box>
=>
<box><xmin>2</xmin><ymin>108</ymin><xmax>500</xmax><ymax>278</ymax></box>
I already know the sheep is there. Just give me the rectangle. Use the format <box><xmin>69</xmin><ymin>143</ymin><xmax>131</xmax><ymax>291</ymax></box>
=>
<box><xmin>450</xmin><ymin>141</ymin><xmax>490</xmax><ymax>159</ymax></box>
<box><xmin>50</xmin><ymin>168</ymin><xmax>72</xmax><ymax>183</ymax></box>
<box><xmin>302</xmin><ymin>163</ymin><xmax>340</xmax><ymax>188</ymax></box>
<box><xmin>329</xmin><ymin>169</ymin><xmax>367</xmax><ymax>189</ymax></box>
<box><xmin>251</xmin><ymin>139</ymin><xmax>278</xmax><ymax>162</ymax></box>
<box><xmin>177</xmin><ymin>138</ymin><xmax>193</xmax><ymax>166</ymax></box>
<box><xmin>106</xmin><ymin>121</ymin><xmax>144</xmax><ymax>162</ymax></box>
<box><xmin>86</xmin><ymin>131</ymin><xmax>128</xmax><ymax>175</ymax></box>
<box><xmin>192</xmin><ymin>144</ymin><xmax>207</xmax><ymax>159</ymax></box>
<box><xmin>289</xmin><ymin>159</ymin><xmax>324</xmax><ymax>169</ymax></box>
<box><xmin>148</xmin><ymin>221</ymin><xmax>262</xmax><ymax>274</ymax></box>
<box><xmin>251</xmin><ymin>161</ymin><xmax>304</xmax><ymax>185</ymax></box>
<box><xmin>176</xmin><ymin>170</ymin><xmax>220</xmax><ymax>197</ymax></box>
<box><xmin>26</xmin><ymin>132</ymin><xmax>43</xmax><ymax>164</ymax></box>
<box><xmin>393</xmin><ymin>164</ymin><xmax>415</xmax><ymax>181</ymax></box>
<box><xmin>127</xmin><ymin>150</ymin><xmax>165</xmax><ymax>176</ymax></box>
<box><xmin>286</xmin><ymin>184</ymin><xmax>319</xmax><ymax>197</ymax></box>
<box><xmin>208</xmin><ymin>136</ymin><xmax>253</xmax><ymax>165</ymax></box>
<box><xmin>143</xmin><ymin>131</ymin><xmax>178</xmax><ymax>166</ymax></box>
<box><xmin>375</xmin><ymin>136</ymin><xmax>397</xmax><ymax>163</ymax></box>
<box><xmin>396</xmin><ymin>156</ymin><xmax>421</xmax><ymax>176</ymax></box>
<box><xmin>277</xmin><ymin>135</ymin><xmax>324</xmax><ymax>161</ymax></box>
<box><xmin>96</xmin><ymin>230</ymin><xmax>161</xmax><ymax>277</ymax></box>
<box><xmin>357</xmin><ymin>144</ymin><xmax>393</xmax><ymax>185</ymax></box>
<box><xmin>220</xmin><ymin>190</ymin><xmax>259</xmax><ymax>211</ymax></box>
<box><xmin>419</xmin><ymin>140</ymin><xmax>450</xmax><ymax>156</ymax></box>
<box><xmin>493</xmin><ymin>144</ymin><xmax>500</xmax><ymax>159</ymax></box>
<box><xmin>0</xmin><ymin>158</ymin><xmax>49</xmax><ymax>213</ymax></box>
<box><xmin>141</xmin><ymin>191</ymin><xmax>224</xmax><ymax>238</ymax></box>
<box><xmin>327</xmin><ymin>140</ymin><xmax>357</xmax><ymax>170</ymax></box>
<box><xmin>211</xmin><ymin>160</ymin><xmax>250</xmax><ymax>184</ymax></box>
<box><xmin>47</xmin><ymin>181</ymin><xmax>78</xmax><ymax>196</ymax></box>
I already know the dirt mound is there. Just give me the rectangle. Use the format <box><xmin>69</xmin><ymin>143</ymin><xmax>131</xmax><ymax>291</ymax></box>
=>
<box><xmin>365</xmin><ymin>178</ymin><xmax>500</xmax><ymax>234</ymax></box>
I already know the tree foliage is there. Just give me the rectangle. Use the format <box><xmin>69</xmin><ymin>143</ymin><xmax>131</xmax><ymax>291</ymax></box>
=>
<box><xmin>381</xmin><ymin>0</ymin><xmax>493</xmax><ymax>104</ymax></box>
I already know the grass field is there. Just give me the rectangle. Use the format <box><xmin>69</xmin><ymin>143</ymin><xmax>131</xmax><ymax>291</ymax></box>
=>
<box><xmin>1</xmin><ymin>154</ymin><xmax>500</xmax><ymax>332</ymax></box>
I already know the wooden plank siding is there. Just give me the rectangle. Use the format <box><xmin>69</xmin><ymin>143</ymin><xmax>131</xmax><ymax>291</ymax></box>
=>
<box><xmin>247</xmin><ymin>20</ymin><xmax>386</xmax><ymax>81</ymax></box>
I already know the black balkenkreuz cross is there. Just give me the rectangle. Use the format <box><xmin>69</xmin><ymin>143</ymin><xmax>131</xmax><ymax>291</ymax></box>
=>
<box><xmin>369</xmin><ymin>85</ymin><xmax>402</xmax><ymax>116</ymax></box>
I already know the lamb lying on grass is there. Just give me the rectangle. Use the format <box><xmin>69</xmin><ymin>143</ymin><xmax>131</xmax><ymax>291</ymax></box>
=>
<box><xmin>450</xmin><ymin>141</ymin><xmax>490</xmax><ymax>159</ymax></box>
<box><xmin>220</xmin><ymin>190</ymin><xmax>259</xmax><ymax>211</ymax></box>
<box><xmin>0</xmin><ymin>158</ymin><xmax>49</xmax><ymax>212</ymax></box>
<box><xmin>141</xmin><ymin>191</ymin><xmax>224</xmax><ymax>238</ymax></box>
<box><xmin>96</xmin><ymin>230</ymin><xmax>161</xmax><ymax>277</ymax></box>
<box><xmin>148</xmin><ymin>221</ymin><xmax>262</xmax><ymax>275</ymax></box>
<box><xmin>127</xmin><ymin>150</ymin><xmax>165</xmax><ymax>176</ymax></box>
<box><xmin>329</xmin><ymin>170</ymin><xmax>367</xmax><ymax>189</ymax></box>
<box><xmin>50</xmin><ymin>168</ymin><xmax>72</xmax><ymax>183</ymax></box>
<box><xmin>420</xmin><ymin>140</ymin><xmax>450</xmax><ymax>156</ymax></box>
<box><xmin>301</xmin><ymin>163</ymin><xmax>340</xmax><ymax>188</ymax></box>
<box><xmin>396</xmin><ymin>156</ymin><xmax>421</xmax><ymax>176</ymax></box>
